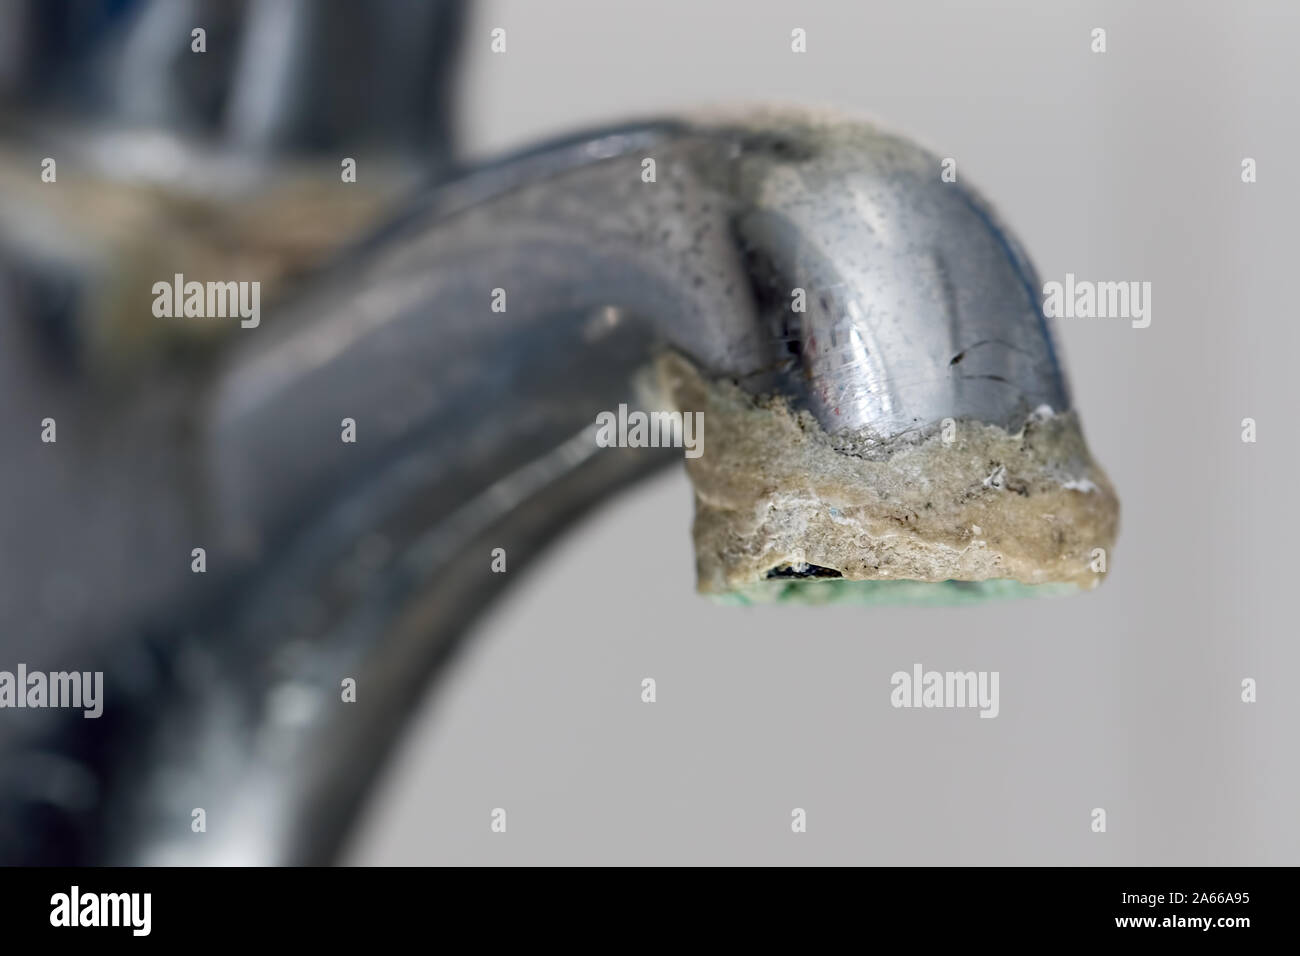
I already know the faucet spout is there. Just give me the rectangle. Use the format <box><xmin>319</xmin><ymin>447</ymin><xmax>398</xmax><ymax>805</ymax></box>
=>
<box><xmin>1</xmin><ymin>108</ymin><xmax>1116</xmax><ymax>864</ymax></box>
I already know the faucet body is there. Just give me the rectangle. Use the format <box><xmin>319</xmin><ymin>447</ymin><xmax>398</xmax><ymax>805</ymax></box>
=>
<box><xmin>1</xmin><ymin>56</ymin><xmax>1087</xmax><ymax>861</ymax></box>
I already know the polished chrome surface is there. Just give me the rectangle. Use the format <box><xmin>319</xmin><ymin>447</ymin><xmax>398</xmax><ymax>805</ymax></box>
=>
<box><xmin>724</xmin><ymin>117</ymin><xmax>1069</xmax><ymax>438</ymax></box>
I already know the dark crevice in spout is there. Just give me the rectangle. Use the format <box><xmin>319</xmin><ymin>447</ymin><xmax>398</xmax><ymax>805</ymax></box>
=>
<box><xmin>765</xmin><ymin>563</ymin><xmax>844</xmax><ymax>580</ymax></box>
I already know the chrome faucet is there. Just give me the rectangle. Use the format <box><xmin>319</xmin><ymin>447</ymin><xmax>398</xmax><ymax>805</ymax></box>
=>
<box><xmin>0</xmin><ymin>0</ymin><xmax>1116</xmax><ymax>864</ymax></box>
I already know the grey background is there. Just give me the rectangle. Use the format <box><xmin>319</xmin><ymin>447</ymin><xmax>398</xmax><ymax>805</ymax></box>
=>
<box><xmin>345</xmin><ymin>0</ymin><xmax>1299</xmax><ymax>865</ymax></box>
